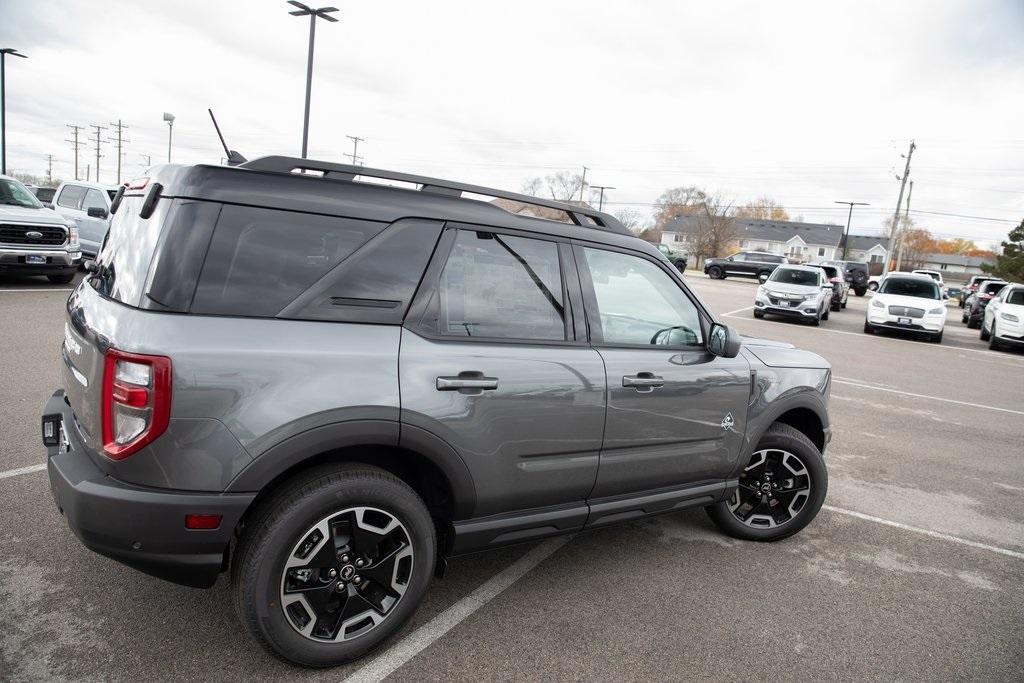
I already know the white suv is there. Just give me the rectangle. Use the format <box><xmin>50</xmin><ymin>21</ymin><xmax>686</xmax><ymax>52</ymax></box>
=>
<box><xmin>753</xmin><ymin>264</ymin><xmax>833</xmax><ymax>325</ymax></box>
<box><xmin>981</xmin><ymin>283</ymin><xmax>1024</xmax><ymax>351</ymax></box>
<box><xmin>865</xmin><ymin>273</ymin><xmax>947</xmax><ymax>343</ymax></box>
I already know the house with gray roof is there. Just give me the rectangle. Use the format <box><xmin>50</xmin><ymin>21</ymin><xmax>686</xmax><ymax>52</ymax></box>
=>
<box><xmin>843</xmin><ymin>234</ymin><xmax>890</xmax><ymax>265</ymax></box>
<box><xmin>918</xmin><ymin>252</ymin><xmax>990</xmax><ymax>281</ymax></box>
<box><xmin>660</xmin><ymin>215</ymin><xmax>845</xmax><ymax>263</ymax></box>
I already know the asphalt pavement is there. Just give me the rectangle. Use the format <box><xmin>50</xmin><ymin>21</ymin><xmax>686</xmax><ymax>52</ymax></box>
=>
<box><xmin>1</xmin><ymin>269</ymin><xmax>1021</xmax><ymax>681</ymax></box>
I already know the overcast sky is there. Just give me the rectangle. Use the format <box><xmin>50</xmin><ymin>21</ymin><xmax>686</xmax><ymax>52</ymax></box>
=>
<box><xmin>1</xmin><ymin>0</ymin><xmax>1021</xmax><ymax>245</ymax></box>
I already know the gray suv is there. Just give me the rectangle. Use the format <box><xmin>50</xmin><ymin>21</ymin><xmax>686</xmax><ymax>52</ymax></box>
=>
<box><xmin>42</xmin><ymin>157</ymin><xmax>832</xmax><ymax>667</ymax></box>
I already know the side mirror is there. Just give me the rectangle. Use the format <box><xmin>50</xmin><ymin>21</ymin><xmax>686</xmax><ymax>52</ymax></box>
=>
<box><xmin>43</xmin><ymin>202</ymin><xmax>54</xmax><ymax>209</ymax></box>
<box><xmin>83</xmin><ymin>259</ymin><xmax>99</xmax><ymax>274</ymax></box>
<box><xmin>708</xmin><ymin>323</ymin><xmax>741</xmax><ymax>358</ymax></box>
<box><xmin>943</xmin><ymin>293</ymin><xmax>949</xmax><ymax>300</ymax></box>
<box><xmin>87</xmin><ymin>206</ymin><xmax>108</xmax><ymax>219</ymax></box>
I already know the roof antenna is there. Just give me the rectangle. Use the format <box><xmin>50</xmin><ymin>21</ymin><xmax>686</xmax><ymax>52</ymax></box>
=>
<box><xmin>208</xmin><ymin>108</ymin><xmax>247</xmax><ymax>166</ymax></box>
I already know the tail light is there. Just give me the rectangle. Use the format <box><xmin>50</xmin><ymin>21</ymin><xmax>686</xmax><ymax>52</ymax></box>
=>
<box><xmin>829</xmin><ymin>277</ymin><xmax>841</xmax><ymax>283</ymax></box>
<box><xmin>101</xmin><ymin>348</ymin><xmax>171</xmax><ymax>460</ymax></box>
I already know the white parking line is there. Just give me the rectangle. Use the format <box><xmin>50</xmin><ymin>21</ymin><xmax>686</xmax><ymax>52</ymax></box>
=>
<box><xmin>832</xmin><ymin>378</ymin><xmax>1024</xmax><ymax>416</ymax></box>
<box><xmin>343</xmin><ymin>536</ymin><xmax>570</xmax><ymax>683</ymax></box>
<box><xmin>720</xmin><ymin>305</ymin><xmax>754</xmax><ymax>317</ymax></box>
<box><xmin>823</xmin><ymin>505</ymin><xmax>1024</xmax><ymax>560</ymax></box>
<box><xmin>0</xmin><ymin>463</ymin><xmax>46</xmax><ymax>480</ymax></box>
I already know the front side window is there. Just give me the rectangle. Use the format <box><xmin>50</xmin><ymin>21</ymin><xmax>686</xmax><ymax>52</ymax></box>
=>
<box><xmin>57</xmin><ymin>184</ymin><xmax>86</xmax><ymax>209</ymax></box>
<box><xmin>433</xmin><ymin>230</ymin><xmax>566</xmax><ymax>341</ymax></box>
<box><xmin>82</xmin><ymin>189</ymin><xmax>107</xmax><ymax>212</ymax></box>
<box><xmin>730</xmin><ymin>253</ymin><xmax>746</xmax><ymax>262</ymax></box>
<box><xmin>583</xmin><ymin>248</ymin><xmax>702</xmax><ymax>347</ymax></box>
<box><xmin>1006</xmin><ymin>288</ymin><xmax>1024</xmax><ymax>305</ymax></box>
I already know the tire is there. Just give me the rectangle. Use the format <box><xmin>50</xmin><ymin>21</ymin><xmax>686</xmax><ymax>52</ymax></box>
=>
<box><xmin>989</xmin><ymin>323</ymin><xmax>1002</xmax><ymax>351</ymax></box>
<box><xmin>980</xmin><ymin>320</ymin><xmax>991</xmax><ymax>341</ymax></box>
<box><xmin>232</xmin><ymin>464</ymin><xmax>436</xmax><ymax>668</ymax></box>
<box><xmin>757</xmin><ymin>270</ymin><xmax>770</xmax><ymax>283</ymax></box>
<box><xmin>863</xmin><ymin>321</ymin><xmax>874</xmax><ymax>334</ymax></box>
<box><xmin>810</xmin><ymin>313</ymin><xmax>821</xmax><ymax>327</ymax></box>
<box><xmin>967</xmin><ymin>316</ymin><xmax>979</xmax><ymax>330</ymax></box>
<box><xmin>854</xmin><ymin>287</ymin><xmax>867</xmax><ymax>297</ymax></box>
<box><xmin>821</xmin><ymin>307</ymin><xmax>830</xmax><ymax>321</ymax></box>
<box><xmin>753</xmin><ymin>309</ymin><xmax>764</xmax><ymax>319</ymax></box>
<box><xmin>961</xmin><ymin>311</ymin><xmax>969</xmax><ymax>324</ymax></box>
<box><xmin>675</xmin><ymin>260</ymin><xmax>687</xmax><ymax>273</ymax></box>
<box><xmin>831</xmin><ymin>300</ymin><xmax>841</xmax><ymax>312</ymax></box>
<box><xmin>707</xmin><ymin>266</ymin><xmax>723</xmax><ymax>279</ymax></box>
<box><xmin>867</xmin><ymin>282</ymin><xmax>878</xmax><ymax>292</ymax></box>
<box><xmin>47</xmin><ymin>272</ymin><xmax>75</xmax><ymax>284</ymax></box>
<box><xmin>931</xmin><ymin>330</ymin><xmax>943</xmax><ymax>344</ymax></box>
<box><xmin>706</xmin><ymin>423</ymin><xmax>828</xmax><ymax>542</ymax></box>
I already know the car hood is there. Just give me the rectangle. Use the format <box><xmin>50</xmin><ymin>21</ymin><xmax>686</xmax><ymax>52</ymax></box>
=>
<box><xmin>741</xmin><ymin>336</ymin><xmax>830</xmax><ymax>369</ymax></box>
<box><xmin>873</xmin><ymin>293</ymin><xmax>943</xmax><ymax>310</ymax></box>
<box><xmin>0</xmin><ymin>204</ymin><xmax>69</xmax><ymax>226</ymax></box>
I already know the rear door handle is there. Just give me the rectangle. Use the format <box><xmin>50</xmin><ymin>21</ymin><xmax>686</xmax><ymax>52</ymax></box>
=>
<box><xmin>622</xmin><ymin>372</ymin><xmax>664</xmax><ymax>390</ymax></box>
<box><xmin>436</xmin><ymin>374</ymin><xmax>499</xmax><ymax>391</ymax></box>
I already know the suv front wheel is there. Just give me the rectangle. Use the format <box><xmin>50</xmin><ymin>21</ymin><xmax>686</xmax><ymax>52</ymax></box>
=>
<box><xmin>706</xmin><ymin>423</ymin><xmax>827</xmax><ymax>542</ymax></box>
<box><xmin>232</xmin><ymin>464</ymin><xmax>436</xmax><ymax>667</ymax></box>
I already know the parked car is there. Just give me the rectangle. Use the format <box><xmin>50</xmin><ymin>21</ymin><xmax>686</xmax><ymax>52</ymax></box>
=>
<box><xmin>912</xmin><ymin>269</ymin><xmax>946</xmax><ymax>295</ymax></box>
<box><xmin>704</xmin><ymin>250</ymin><xmax>786</xmax><ymax>281</ymax></box>
<box><xmin>825</xmin><ymin>259</ymin><xmax>870</xmax><ymax>296</ymax></box>
<box><xmin>0</xmin><ymin>174</ymin><xmax>81</xmax><ymax>283</ymax></box>
<box><xmin>753</xmin><ymin>264</ymin><xmax>833</xmax><ymax>325</ymax></box>
<box><xmin>815</xmin><ymin>263</ymin><xmax>849</xmax><ymax>311</ymax></box>
<box><xmin>961</xmin><ymin>275</ymin><xmax>999</xmax><ymax>309</ymax></box>
<box><xmin>963</xmin><ymin>279</ymin><xmax>1008</xmax><ymax>329</ymax></box>
<box><xmin>51</xmin><ymin>180</ymin><xmax>119</xmax><ymax>257</ymax></box>
<box><xmin>946</xmin><ymin>285</ymin><xmax>963</xmax><ymax>302</ymax></box>
<box><xmin>42</xmin><ymin>156</ymin><xmax>832</xmax><ymax>667</ymax></box>
<box><xmin>864</xmin><ymin>273</ymin><xmax>947</xmax><ymax>342</ymax></box>
<box><xmin>656</xmin><ymin>243</ymin><xmax>688</xmax><ymax>272</ymax></box>
<box><xmin>981</xmin><ymin>283</ymin><xmax>1024</xmax><ymax>351</ymax></box>
<box><xmin>26</xmin><ymin>184</ymin><xmax>58</xmax><ymax>204</ymax></box>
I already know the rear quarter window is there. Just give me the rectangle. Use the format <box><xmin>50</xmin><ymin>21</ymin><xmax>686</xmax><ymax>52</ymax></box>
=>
<box><xmin>91</xmin><ymin>195</ymin><xmax>175</xmax><ymax>306</ymax></box>
<box><xmin>191</xmin><ymin>205</ymin><xmax>386</xmax><ymax>317</ymax></box>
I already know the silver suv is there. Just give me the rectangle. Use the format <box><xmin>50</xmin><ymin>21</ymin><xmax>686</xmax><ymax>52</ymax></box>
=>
<box><xmin>42</xmin><ymin>157</ymin><xmax>832</xmax><ymax>667</ymax></box>
<box><xmin>0</xmin><ymin>174</ymin><xmax>81</xmax><ymax>283</ymax></box>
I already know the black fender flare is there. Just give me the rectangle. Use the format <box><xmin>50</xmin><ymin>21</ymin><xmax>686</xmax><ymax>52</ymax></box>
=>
<box><xmin>732</xmin><ymin>391</ymin><xmax>830</xmax><ymax>479</ymax></box>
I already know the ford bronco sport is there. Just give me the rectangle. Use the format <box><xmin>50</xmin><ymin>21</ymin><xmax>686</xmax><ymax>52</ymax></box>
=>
<box><xmin>42</xmin><ymin>157</ymin><xmax>831</xmax><ymax>667</ymax></box>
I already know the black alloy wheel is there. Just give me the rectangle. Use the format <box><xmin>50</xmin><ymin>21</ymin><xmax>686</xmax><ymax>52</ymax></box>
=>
<box><xmin>726</xmin><ymin>448</ymin><xmax>812</xmax><ymax>530</ymax></box>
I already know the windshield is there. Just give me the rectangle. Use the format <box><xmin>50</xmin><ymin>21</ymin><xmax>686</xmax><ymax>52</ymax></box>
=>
<box><xmin>879</xmin><ymin>278</ymin><xmax>940</xmax><ymax>299</ymax></box>
<box><xmin>0</xmin><ymin>178</ymin><xmax>43</xmax><ymax>208</ymax></box>
<box><xmin>768</xmin><ymin>267</ymin><xmax>820</xmax><ymax>286</ymax></box>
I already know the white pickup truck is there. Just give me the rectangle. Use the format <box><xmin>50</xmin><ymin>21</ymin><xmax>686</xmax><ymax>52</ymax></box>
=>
<box><xmin>0</xmin><ymin>174</ymin><xmax>81</xmax><ymax>283</ymax></box>
<box><xmin>51</xmin><ymin>180</ymin><xmax>118</xmax><ymax>258</ymax></box>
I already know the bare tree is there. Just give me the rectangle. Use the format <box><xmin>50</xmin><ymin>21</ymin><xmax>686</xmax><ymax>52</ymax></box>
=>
<box><xmin>690</xmin><ymin>193</ymin><xmax>737</xmax><ymax>266</ymax></box>
<box><xmin>735</xmin><ymin>196</ymin><xmax>789</xmax><ymax>221</ymax></box>
<box><xmin>653</xmin><ymin>186</ymin><xmax>707</xmax><ymax>230</ymax></box>
<box><xmin>521</xmin><ymin>172</ymin><xmax>587</xmax><ymax>202</ymax></box>
<box><xmin>614</xmin><ymin>207</ymin><xmax>647</xmax><ymax>233</ymax></box>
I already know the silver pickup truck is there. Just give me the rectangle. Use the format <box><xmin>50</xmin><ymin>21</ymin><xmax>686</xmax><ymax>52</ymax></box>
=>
<box><xmin>0</xmin><ymin>174</ymin><xmax>81</xmax><ymax>283</ymax></box>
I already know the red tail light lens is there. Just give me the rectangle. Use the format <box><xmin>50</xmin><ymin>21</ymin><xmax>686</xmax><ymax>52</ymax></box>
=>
<box><xmin>101</xmin><ymin>348</ymin><xmax>172</xmax><ymax>460</ymax></box>
<box><xmin>184</xmin><ymin>514</ymin><xmax>222</xmax><ymax>530</ymax></box>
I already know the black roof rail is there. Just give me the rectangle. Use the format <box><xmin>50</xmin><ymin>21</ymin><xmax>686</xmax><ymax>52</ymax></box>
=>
<box><xmin>239</xmin><ymin>155</ymin><xmax>631</xmax><ymax>236</ymax></box>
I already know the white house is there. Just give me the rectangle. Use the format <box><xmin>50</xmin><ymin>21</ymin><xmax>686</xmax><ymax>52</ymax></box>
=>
<box><xmin>918</xmin><ymin>253</ymin><xmax>989</xmax><ymax>282</ymax></box>
<box><xmin>843</xmin><ymin>235</ymin><xmax>890</xmax><ymax>268</ymax></box>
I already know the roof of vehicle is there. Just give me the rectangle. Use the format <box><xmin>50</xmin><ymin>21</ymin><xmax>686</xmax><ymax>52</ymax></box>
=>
<box><xmin>55</xmin><ymin>179</ymin><xmax>119</xmax><ymax>191</ymax></box>
<box><xmin>882</xmin><ymin>272</ymin><xmax>937</xmax><ymax>281</ymax></box>
<box><xmin>774</xmin><ymin>263</ymin><xmax>822</xmax><ymax>272</ymax></box>
<box><xmin>141</xmin><ymin>157</ymin><xmax>650</xmax><ymax>254</ymax></box>
<box><xmin>912</xmin><ymin>269</ymin><xmax>942</xmax><ymax>275</ymax></box>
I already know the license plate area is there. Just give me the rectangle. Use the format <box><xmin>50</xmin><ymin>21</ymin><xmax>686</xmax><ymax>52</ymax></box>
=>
<box><xmin>898</xmin><ymin>317</ymin><xmax>912</xmax><ymax>325</ymax></box>
<box><xmin>26</xmin><ymin>255</ymin><xmax>47</xmax><ymax>265</ymax></box>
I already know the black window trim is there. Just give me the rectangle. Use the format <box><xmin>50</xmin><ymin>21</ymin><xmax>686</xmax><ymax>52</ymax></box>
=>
<box><xmin>571</xmin><ymin>240</ymin><xmax>712</xmax><ymax>352</ymax></box>
<box><xmin>404</xmin><ymin>223</ymin><xmax>588</xmax><ymax>347</ymax></box>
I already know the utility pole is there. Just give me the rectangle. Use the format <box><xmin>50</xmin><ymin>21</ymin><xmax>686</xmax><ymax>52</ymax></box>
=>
<box><xmin>1</xmin><ymin>48</ymin><xmax>28</xmax><ymax>175</ymax></box>
<box><xmin>834</xmin><ymin>200</ymin><xmax>869</xmax><ymax>260</ymax></box>
<box><xmin>65</xmin><ymin>124</ymin><xmax>84</xmax><ymax>180</ymax></box>
<box><xmin>894</xmin><ymin>180</ymin><xmax>914</xmax><ymax>271</ymax></box>
<box><xmin>884</xmin><ymin>139</ymin><xmax>915</xmax><ymax>276</ymax></box>
<box><xmin>591</xmin><ymin>185</ymin><xmax>614</xmax><ymax>211</ymax></box>
<box><xmin>45</xmin><ymin>153</ymin><xmax>54</xmax><ymax>183</ymax></box>
<box><xmin>85</xmin><ymin>164</ymin><xmax>90</xmax><ymax>182</ymax></box>
<box><xmin>89</xmin><ymin>124</ymin><xmax>106</xmax><ymax>183</ymax></box>
<box><xmin>108</xmin><ymin>119</ymin><xmax>129</xmax><ymax>184</ymax></box>
<box><xmin>579</xmin><ymin>166</ymin><xmax>589</xmax><ymax>203</ymax></box>
<box><xmin>344</xmin><ymin>135</ymin><xmax>364</xmax><ymax>165</ymax></box>
<box><xmin>287</xmin><ymin>2</ymin><xmax>339</xmax><ymax>159</ymax></box>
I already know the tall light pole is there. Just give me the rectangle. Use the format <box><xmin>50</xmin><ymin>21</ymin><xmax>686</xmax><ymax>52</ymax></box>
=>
<box><xmin>287</xmin><ymin>1</ymin><xmax>338</xmax><ymax>159</ymax></box>
<box><xmin>591</xmin><ymin>185</ymin><xmax>615</xmax><ymax>211</ymax></box>
<box><xmin>835</xmin><ymin>200</ymin><xmax>869</xmax><ymax>260</ymax></box>
<box><xmin>1</xmin><ymin>48</ymin><xmax>28</xmax><ymax>175</ymax></box>
<box><xmin>162</xmin><ymin>112</ymin><xmax>175</xmax><ymax>162</ymax></box>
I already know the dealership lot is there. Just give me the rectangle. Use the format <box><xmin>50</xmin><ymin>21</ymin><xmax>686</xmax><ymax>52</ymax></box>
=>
<box><xmin>1</xmin><ymin>272</ymin><xmax>1021</xmax><ymax>681</ymax></box>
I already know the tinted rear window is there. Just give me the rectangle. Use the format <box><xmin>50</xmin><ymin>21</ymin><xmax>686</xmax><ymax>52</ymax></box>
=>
<box><xmin>191</xmin><ymin>205</ymin><xmax>385</xmax><ymax>317</ymax></box>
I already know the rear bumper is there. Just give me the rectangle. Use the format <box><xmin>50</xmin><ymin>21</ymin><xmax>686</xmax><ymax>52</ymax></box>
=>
<box><xmin>42</xmin><ymin>390</ymin><xmax>255</xmax><ymax>588</ymax></box>
<box><xmin>0</xmin><ymin>246</ymin><xmax>81</xmax><ymax>274</ymax></box>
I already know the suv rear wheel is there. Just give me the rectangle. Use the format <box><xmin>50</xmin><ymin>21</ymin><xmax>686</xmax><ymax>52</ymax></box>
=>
<box><xmin>706</xmin><ymin>423</ymin><xmax>827</xmax><ymax>541</ymax></box>
<box><xmin>707</xmin><ymin>265</ymin><xmax>723</xmax><ymax>279</ymax></box>
<box><xmin>232</xmin><ymin>464</ymin><xmax>435</xmax><ymax>667</ymax></box>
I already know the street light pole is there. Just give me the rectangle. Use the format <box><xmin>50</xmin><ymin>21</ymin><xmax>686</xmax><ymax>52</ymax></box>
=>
<box><xmin>834</xmin><ymin>200</ymin><xmax>869</xmax><ymax>260</ymax></box>
<box><xmin>1</xmin><ymin>48</ymin><xmax>28</xmax><ymax>175</ymax></box>
<box><xmin>287</xmin><ymin>1</ymin><xmax>339</xmax><ymax>159</ymax></box>
<box><xmin>163</xmin><ymin>112</ymin><xmax>175</xmax><ymax>163</ymax></box>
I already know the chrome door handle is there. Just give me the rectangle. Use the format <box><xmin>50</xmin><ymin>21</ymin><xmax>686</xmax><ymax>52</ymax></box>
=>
<box><xmin>436</xmin><ymin>375</ymin><xmax>498</xmax><ymax>391</ymax></box>
<box><xmin>622</xmin><ymin>373</ymin><xmax>664</xmax><ymax>390</ymax></box>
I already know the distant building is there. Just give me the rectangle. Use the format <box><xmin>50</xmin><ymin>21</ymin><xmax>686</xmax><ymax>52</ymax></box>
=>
<box><xmin>918</xmin><ymin>253</ymin><xmax>990</xmax><ymax>281</ymax></box>
<box><xmin>660</xmin><ymin>216</ymin><xmax>844</xmax><ymax>263</ymax></box>
<box><xmin>842</xmin><ymin>235</ymin><xmax>890</xmax><ymax>266</ymax></box>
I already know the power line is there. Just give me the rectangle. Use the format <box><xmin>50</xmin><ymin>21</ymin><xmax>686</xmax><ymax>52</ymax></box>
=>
<box><xmin>65</xmin><ymin>124</ymin><xmax>84</xmax><ymax>180</ymax></box>
<box><xmin>108</xmin><ymin>119</ymin><xmax>129</xmax><ymax>184</ymax></box>
<box><xmin>591</xmin><ymin>184</ymin><xmax>615</xmax><ymax>211</ymax></box>
<box><xmin>89</xmin><ymin>124</ymin><xmax>107</xmax><ymax>183</ymax></box>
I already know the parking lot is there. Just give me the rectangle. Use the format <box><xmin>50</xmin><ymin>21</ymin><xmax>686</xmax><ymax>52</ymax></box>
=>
<box><xmin>1</xmin><ymin>270</ymin><xmax>1022</xmax><ymax>681</ymax></box>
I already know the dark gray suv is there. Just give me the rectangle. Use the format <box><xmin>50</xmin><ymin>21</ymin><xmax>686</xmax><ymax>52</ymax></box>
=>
<box><xmin>42</xmin><ymin>157</ymin><xmax>832</xmax><ymax>667</ymax></box>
